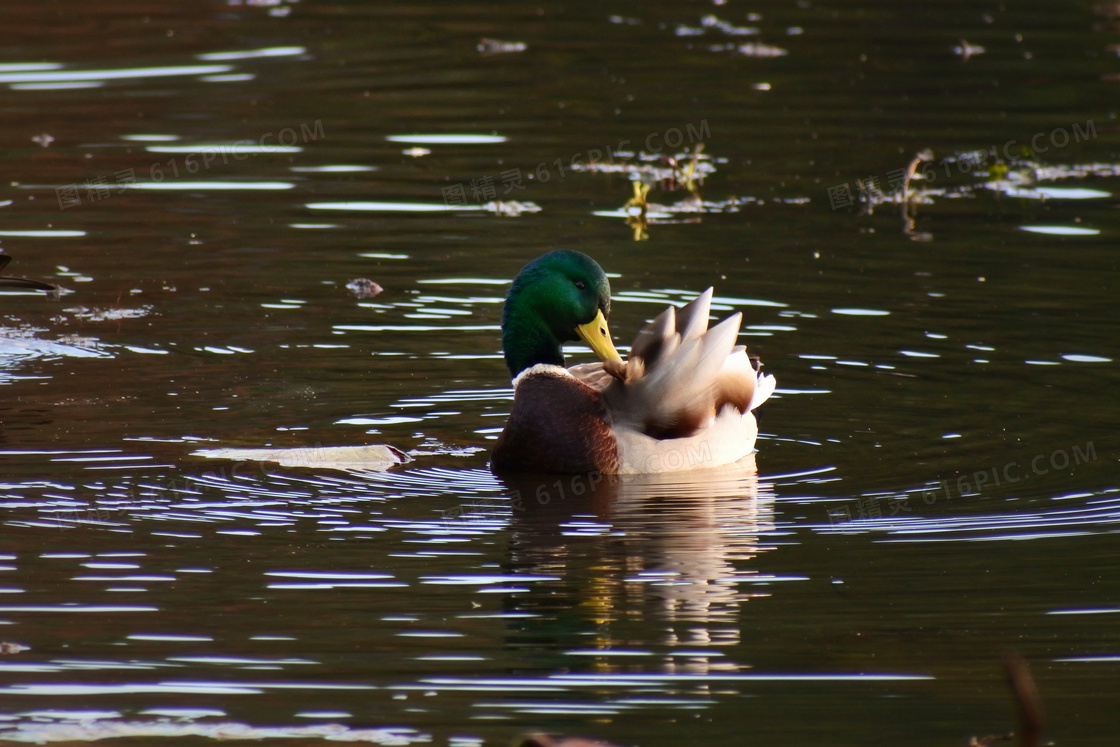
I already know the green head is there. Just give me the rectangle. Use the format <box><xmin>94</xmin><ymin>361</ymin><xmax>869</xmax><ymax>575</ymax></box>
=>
<box><xmin>501</xmin><ymin>250</ymin><xmax>622</xmax><ymax>377</ymax></box>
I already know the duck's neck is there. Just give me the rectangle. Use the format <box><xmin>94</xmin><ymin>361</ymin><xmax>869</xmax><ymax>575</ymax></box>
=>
<box><xmin>502</xmin><ymin>305</ymin><xmax>565</xmax><ymax>377</ymax></box>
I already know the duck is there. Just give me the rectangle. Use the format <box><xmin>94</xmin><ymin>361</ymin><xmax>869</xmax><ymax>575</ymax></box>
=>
<box><xmin>0</xmin><ymin>255</ymin><xmax>55</xmax><ymax>292</ymax></box>
<box><xmin>491</xmin><ymin>250</ymin><xmax>775</xmax><ymax>475</ymax></box>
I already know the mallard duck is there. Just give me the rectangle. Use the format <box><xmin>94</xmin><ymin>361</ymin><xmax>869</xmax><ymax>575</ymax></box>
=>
<box><xmin>0</xmin><ymin>255</ymin><xmax>54</xmax><ymax>291</ymax></box>
<box><xmin>491</xmin><ymin>250</ymin><xmax>775</xmax><ymax>475</ymax></box>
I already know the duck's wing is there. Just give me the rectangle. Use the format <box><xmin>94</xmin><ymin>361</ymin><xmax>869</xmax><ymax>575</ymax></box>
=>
<box><xmin>566</xmin><ymin>361</ymin><xmax>613</xmax><ymax>392</ymax></box>
<box><xmin>604</xmin><ymin>289</ymin><xmax>768</xmax><ymax>439</ymax></box>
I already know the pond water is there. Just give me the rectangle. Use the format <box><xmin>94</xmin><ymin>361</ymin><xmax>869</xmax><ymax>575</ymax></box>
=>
<box><xmin>1</xmin><ymin>1</ymin><xmax>1119</xmax><ymax>745</ymax></box>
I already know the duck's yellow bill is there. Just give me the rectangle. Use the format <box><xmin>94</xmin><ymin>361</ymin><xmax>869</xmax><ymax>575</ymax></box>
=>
<box><xmin>576</xmin><ymin>309</ymin><xmax>623</xmax><ymax>364</ymax></box>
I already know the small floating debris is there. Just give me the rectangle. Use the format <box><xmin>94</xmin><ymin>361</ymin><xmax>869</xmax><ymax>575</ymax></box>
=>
<box><xmin>347</xmin><ymin>278</ymin><xmax>383</xmax><ymax>299</ymax></box>
<box><xmin>677</xmin><ymin>15</ymin><xmax>759</xmax><ymax>37</ymax></box>
<box><xmin>737</xmin><ymin>42</ymin><xmax>788</xmax><ymax>57</ymax></box>
<box><xmin>63</xmin><ymin>306</ymin><xmax>152</xmax><ymax>321</ymax></box>
<box><xmin>193</xmin><ymin>444</ymin><xmax>410</xmax><ymax>472</ymax></box>
<box><xmin>31</xmin><ymin>133</ymin><xmax>53</xmax><ymax>147</ymax></box>
<box><xmin>477</xmin><ymin>38</ymin><xmax>527</xmax><ymax>55</ymax></box>
<box><xmin>954</xmin><ymin>39</ymin><xmax>986</xmax><ymax>62</ymax></box>
<box><xmin>0</xmin><ymin>641</ymin><xmax>28</xmax><ymax>654</ymax></box>
<box><xmin>401</xmin><ymin>147</ymin><xmax>430</xmax><ymax>157</ymax></box>
<box><xmin>702</xmin><ymin>14</ymin><xmax>758</xmax><ymax>35</ymax></box>
<box><xmin>483</xmin><ymin>200</ymin><xmax>541</xmax><ymax>217</ymax></box>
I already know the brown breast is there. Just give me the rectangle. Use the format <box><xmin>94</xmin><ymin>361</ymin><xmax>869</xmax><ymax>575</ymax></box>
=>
<box><xmin>491</xmin><ymin>370</ymin><xmax>621</xmax><ymax>474</ymax></box>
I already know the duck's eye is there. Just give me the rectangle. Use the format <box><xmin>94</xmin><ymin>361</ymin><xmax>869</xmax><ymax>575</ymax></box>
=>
<box><xmin>574</xmin><ymin>280</ymin><xmax>586</xmax><ymax>290</ymax></box>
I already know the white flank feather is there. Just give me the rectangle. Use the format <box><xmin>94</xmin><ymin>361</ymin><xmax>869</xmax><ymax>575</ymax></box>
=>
<box><xmin>749</xmin><ymin>372</ymin><xmax>777</xmax><ymax>411</ymax></box>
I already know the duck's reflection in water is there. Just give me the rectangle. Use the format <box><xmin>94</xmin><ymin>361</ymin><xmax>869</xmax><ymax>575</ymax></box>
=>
<box><xmin>496</xmin><ymin>458</ymin><xmax>776</xmax><ymax>674</ymax></box>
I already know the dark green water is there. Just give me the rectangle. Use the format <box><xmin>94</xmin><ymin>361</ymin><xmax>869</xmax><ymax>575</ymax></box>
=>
<box><xmin>1</xmin><ymin>1</ymin><xmax>1119</xmax><ymax>745</ymax></box>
